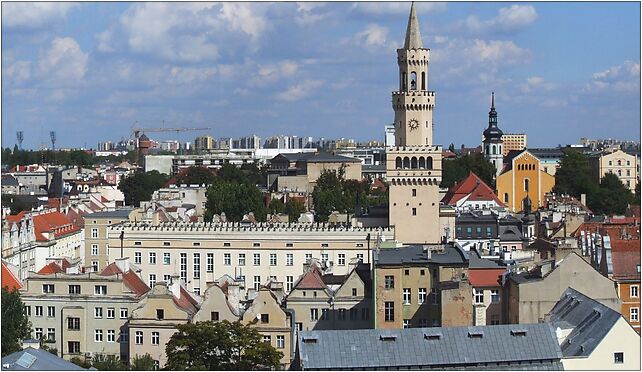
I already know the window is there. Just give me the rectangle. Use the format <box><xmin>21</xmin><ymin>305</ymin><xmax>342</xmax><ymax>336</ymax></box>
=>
<box><xmin>630</xmin><ymin>308</ymin><xmax>639</xmax><ymax>322</ymax></box>
<box><xmin>339</xmin><ymin>308</ymin><xmax>347</xmax><ymax>321</ymax></box>
<box><xmin>193</xmin><ymin>242</ymin><xmax>200</xmax><ymax>246</ymax></box>
<box><xmin>403</xmin><ymin>288</ymin><xmax>411</xmax><ymax>305</ymax></box>
<box><xmin>47</xmin><ymin>328</ymin><xmax>55</xmax><ymax>341</ymax></box>
<box><xmin>263</xmin><ymin>335</ymin><xmax>271</xmax><ymax>343</ymax></box>
<box><xmin>404</xmin><ymin>269</ymin><xmax>410</xmax><ymax>276</ymax></box>
<box><xmin>69</xmin><ymin>285</ymin><xmax>81</xmax><ymax>294</ymax></box>
<box><xmin>194</xmin><ymin>287</ymin><xmax>200</xmax><ymax>295</ymax></box>
<box><xmin>253</xmin><ymin>253</ymin><xmax>261</xmax><ymax>266</ymax></box>
<box><xmin>135</xmin><ymin>331</ymin><xmax>143</xmax><ymax>345</ymax></box>
<box><xmin>107</xmin><ymin>329</ymin><xmax>115</xmax><ymax>342</ymax></box>
<box><xmin>491</xmin><ymin>290</ymin><xmax>500</xmax><ymax>303</ymax></box>
<box><xmin>68</xmin><ymin>341</ymin><xmax>80</xmax><ymax>354</ymax></box>
<box><xmin>384</xmin><ymin>302</ymin><xmax>394</xmax><ymax>322</ymax></box>
<box><xmin>91</xmin><ymin>228</ymin><xmax>98</xmax><ymax>238</ymax></box>
<box><xmin>238</xmin><ymin>253</ymin><xmax>246</xmax><ymax>266</ymax></box>
<box><xmin>286</xmin><ymin>276</ymin><xmax>294</xmax><ymax>292</ymax></box>
<box><xmin>270</xmin><ymin>253</ymin><xmax>277</xmax><ymax>266</ymax></box>
<box><xmin>486</xmin><ymin>226</ymin><xmax>492</xmax><ymax>238</ymax></box>
<box><xmin>156</xmin><ymin>309</ymin><xmax>165</xmax><ymax>320</ymax></box>
<box><xmin>211</xmin><ymin>312</ymin><xmax>220</xmax><ymax>321</ymax></box>
<box><xmin>148</xmin><ymin>252</ymin><xmax>156</xmax><ymax>264</ymax></box>
<box><xmin>92</xmin><ymin>261</ymin><xmax>99</xmax><ymax>272</ymax></box>
<box><xmin>151</xmin><ymin>332</ymin><xmax>160</xmax><ymax>345</ymax></box>
<box><xmin>254</xmin><ymin>276</ymin><xmax>261</xmax><ymax>290</ymax></box>
<box><xmin>403</xmin><ymin>319</ymin><xmax>410</xmax><ymax>328</ymax></box>
<box><xmin>35</xmin><ymin>306</ymin><xmax>43</xmax><ymax>317</ymax></box>
<box><xmin>42</xmin><ymin>284</ymin><xmax>54</xmax><ymax>293</ymax></box>
<box><xmin>412</xmin><ymin>208</ymin><xmax>417</xmax><ymax>216</ymax></box>
<box><xmin>321</xmin><ymin>253</ymin><xmax>328</xmax><ymax>263</ymax></box>
<box><xmin>95</xmin><ymin>307</ymin><xmax>103</xmax><ymax>318</ymax></box>
<box><xmin>338</xmin><ymin>254</ymin><xmax>345</xmax><ymax>266</ymax></box>
<box><xmin>134</xmin><ymin>241</ymin><xmax>141</xmax><ymax>246</ymax></box>
<box><xmin>614</xmin><ymin>352</ymin><xmax>624</xmax><ymax>364</ymax></box>
<box><xmin>276</xmin><ymin>335</ymin><xmax>285</xmax><ymax>349</ymax></box>
<box><xmin>149</xmin><ymin>274</ymin><xmax>156</xmax><ymax>288</ymax></box>
<box><xmin>68</xmin><ymin>317</ymin><xmax>80</xmax><ymax>330</ymax></box>
<box><xmin>321</xmin><ymin>243</ymin><xmax>329</xmax><ymax>248</ymax></box>
<box><xmin>352</xmin><ymin>288</ymin><xmax>358</xmax><ymax>296</ymax></box>
<box><xmin>163</xmin><ymin>253</ymin><xmax>171</xmax><ymax>265</ymax></box>
<box><xmin>205</xmin><ymin>253</ymin><xmax>214</xmax><ymax>273</ymax></box>
<box><xmin>412</xmin><ymin>189</ymin><xmax>417</xmax><ymax>197</ymax></box>
<box><xmin>286</xmin><ymin>253</ymin><xmax>293</xmax><ymax>266</ymax></box>
<box><xmin>180</xmin><ymin>253</ymin><xmax>187</xmax><ymax>283</ymax></box>
<box><xmin>357</xmin><ymin>254</ymin><xmax>364</xmax><ymax>261</ymax></box>
<box><xmin>504</xmin><ymin>193</ymin><xmax>509</xmax><ymax>203</ymax></box>
<box><xmin>119</xmin><ymin>330</ymin><xmax>129</xmax><ymax>343</ymax></box>
<box><xmin>193</xmin><ymin>253</ymin><xmax>200</xmax><ymax>279</ymax></box>
<box><xmin>431</xmin><ymin>288</ymin><xmax>439</xmax><ymax>305</ymax></box>
<box><xmin>91</xmin><ymin>244</ymin><xmax>99</xmax><ymax>255</ymax></box>
<box><xmin>466</xmin><ymin>227</ymin><xmax>472</xmax><ymax>237</ymax></box>
<box><xmin>95</xmin><ymin>285</ymin><xmax>107</xmax><ymax>295</ymax></box>
<box><xmin>524</xmin><ymin>179</ymin><xmax>529</xmax><ymax>192</ymax></box>
<box><xmin>384</xmin><ymin>275</ymin><xmax>394</xmax><ymax>289</ymax></box>
<box><xmin>321</xmin><ymin>308</ymin><xmax>329</xmax><ymax>320</ymax></box>
<box><xmin>35</xmin><ymin>328</ymin><xmax>43</xmax><ymax>339</ymax></box>
<box><xmin>164</xmin><ymin>274</ymin><xmax>171</xmax><ymax>282</ymax></box>
<box><xmin>418</xmin><ymin>288</ymin><xmax>427</xmax><ymax>304</ymax></box>
<box><xmin>120</xmin><ymin>308</ymin><xmax>128</xmax><ymax>319</ymax></box>
<box><xmin>107</xmin><ymin>308</ymin><xmax>115</xmax><ymax>319</ymax></box>
<box><xmin>305</xmin><ymin>253</ymin><xmax>312</xmax><ymax>262</ymax></box>
<box><xmin>261</xmin><ymin>314</ymin><xmax>269</xmax><ymax>323</ymax></box>
<box><xmin>286</xmin><ymin>243</ymin><xmax>294</xmax><ymax>247</ymax></box>
<box><xmin>223</xmin><ymin>253</ymin><xmax>231</xmax><ymax>266</ymax></box>
<box><xmin>95</xmin><ymin>329</ymin><xmax>103</xmax><ymax>342</ymax></box>
<box><xmin>420</xmin><ymin>269</ymin><xmax>425</xmax><ymax>276</ymax></box>
<box><xmin>134</xmin><ymin>251</ymin><xmax>142</xmax><ymax>264</ymax></box>
<box><xmin>474</xmin><ymin>289</ymin><xmax>484</xmax><ymax>304</ymax></box>
<box><xmin>310</xmin><ymin>308</ymin><xmax>319</xmax><ymax>321</ymax></box>
<box><xmin>163</xmin><ymin>242</ymin><xmax>170</xmax><ymax>246</ymax></box>
<box><xmin>23</xmin><ymin>306</ymin><xmax>30</xmax><ymax>316</ymax></box>
<box><xmin>631</xmin><ymin>286</ymin><xmax>639</xmax><ymax>298</ymax></box>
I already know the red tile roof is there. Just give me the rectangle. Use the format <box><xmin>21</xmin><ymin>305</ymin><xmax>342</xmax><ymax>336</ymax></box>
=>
<box><xmin>173</xmin><ymin>286</ymin><xmax>199</xmax><ymax>313</ymax></box>
<box><xmin>611</xmin><ymin>239</ymin><xmax>641</xmax><ymax>282</ymax></box>
<box><xmin>441</xmin><ymin>172</ymin><xmax>503</xmax><ymax>206</ymax></box>
<box><xmin>469</xmin><ymin>268</ymin><xmax>505</xmax><ymax>287</ymax></box>
<box><xmin>2</xmin><ymin>261</ymin><xmax>22</xmax><ymax>291</ymax></box>
<box><xmin>37</xmin><ymin>259</ymin><xmax>71</xmax><ymax>275</ymax></box>
<box><xmin>32</xmin><ymin>211</ymin><xmax>81</xmax><ymax>242</ymax></box>
<box><xmin>100</xmin><ymin>262</ymin><xmax>150</xmax><ymax>296</ymax></box>
<box><xmin>293</xmin><ymin>266</ymin><xmax>327</xmax><ymax>290</ymax></box>
<box><xmin>6</xmin><ymin>211</ymin><xmax>28</xmax><ymax>225</ymax></box>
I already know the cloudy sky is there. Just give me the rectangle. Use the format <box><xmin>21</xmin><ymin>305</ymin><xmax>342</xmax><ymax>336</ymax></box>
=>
<box><xmin>2</xmin><ymin>2</ymin><xmax>640</xmax><ymax>150</ymax></box>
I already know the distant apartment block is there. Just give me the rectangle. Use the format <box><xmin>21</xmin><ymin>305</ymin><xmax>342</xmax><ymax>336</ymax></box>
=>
<box><xmin>501</xmin><ymin>133</ymin><xmax>527</xmax><ymax>156</ymax></box>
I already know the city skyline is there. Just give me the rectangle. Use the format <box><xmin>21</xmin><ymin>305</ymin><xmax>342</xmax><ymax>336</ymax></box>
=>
<box><xmin>2</xmin><ymin>2</ymin><xmax>640</xmax><ymax>150</ymax></box>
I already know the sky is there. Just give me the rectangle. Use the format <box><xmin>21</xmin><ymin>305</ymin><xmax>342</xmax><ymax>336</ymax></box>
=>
<box><xmin>2</xmin><ymin>2</ymin><xmax>640</xmax><ymax>150</ymax></box>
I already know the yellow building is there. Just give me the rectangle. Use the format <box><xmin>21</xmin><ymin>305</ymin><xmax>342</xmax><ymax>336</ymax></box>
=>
<box><xmin>496</xmin><ymin>150</ymin><xmax>555</xmax><ymax>212</ymax></box>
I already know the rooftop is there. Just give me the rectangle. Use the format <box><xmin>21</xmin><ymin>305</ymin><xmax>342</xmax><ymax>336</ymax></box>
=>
<box><xmin>1</xmin><ymin>347</ymin><xmax>87</xmax><ymax>370</ymax></box>
<box><xmin>85</xmin><ymin>208</ymin><xmax>134</xmax><ymax>218</ymax></box>
<box><xmin>376</xmin><ymin>244</ymin><xmax>468</xmax><ymax>266</ymax></box>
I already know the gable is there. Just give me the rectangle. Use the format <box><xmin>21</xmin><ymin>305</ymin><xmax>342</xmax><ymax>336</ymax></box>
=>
<box><xmin>334</xmin><ymin>269</ymin><xmax>365</xmax><ymax>298</ymax></box>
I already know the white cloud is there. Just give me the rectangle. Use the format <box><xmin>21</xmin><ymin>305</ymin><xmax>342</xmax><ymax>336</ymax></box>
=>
<box><xmin>354</xmin><ymin>24</ymin><xmax>391</xmax><ymax>48</ymax></box>
<box><xmin>4</xmin><ymin>60</ymin><xmax>32</xmax><ymax>85</ymax></box>
<box><xmin>37</xmin><ymin>37</ymin><xmax>89</xmax><ymax>83</ymax></box>
<box><xmin>218</xmin><ymin>3</ymin><xmax>269</xmax><ymax>43</ymax></box>
<box><xmin>295</xmin><ymin>2</ymin><xmax>328</xmax><ymax>26</ymax></box>
<box><xmin>353</xmin><ymin>2</ymin><xmax>447</xmax><ymax>15</ymax></box>
<box><xmin>457</xmin><ymin>5</ymin><xmax>537</xmax><ymax>34</ymax></box>
<box><xmin>276</xmin><ymin>79</ymin><xmax>323</xmax><ymax>101</ymax></box>
<box><xmin>585</xmin><ymin>60</ymin><xmax>640</xmax><ymax>93</ymax></box>
<box><xmin>518</xmin><ymin>76</ymin><xmax>556</xmax><ymax>93</ymax></box>
<box><xmin>257</xmin><ymin>60</ymin><xmax>300</xmax><ymax>85</ymax></box>
<box><xmin>468</xmin><ymin>39</ymin><xmax>531</xmax><ymax>65</ymax></box>
<box><xmin>166</xmin><ymin>66</ymin><xmax>217</xmax><ymax>85</ymax></box>
<box><xmin>2</xmin><ymin>2</ymin><xmax>76</xmax><ymax>29</ymax></box>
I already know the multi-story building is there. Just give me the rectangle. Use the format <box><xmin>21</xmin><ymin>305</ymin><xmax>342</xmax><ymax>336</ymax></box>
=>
<box><xmin>84</xmin><ymin>209</ymin><xmax>135</xmax><ymax>272</ymax></box>
<box><xmin>589</xmin><ymin>149</ymin><xmax>638</xmax><ymax>191</ymax></box>
<box><xmin>529</xmin><ymin>147</ymin><xmax>565</xmax><ymax>176</ymax></box>
<box><xmin>20</xmin><ymin>258</ymin><xmax>149</xmax><ymax>361</ymax></box>
<box><xmin>441</xmin><ymin>172</ymin><xmax>506</xmax><ymax>214</ymax></box>
<box><xmin>610</xmin><ymin>239</ymin><xmax>640</xmax><ymax>333</ymax></box>
<box><xmin>106</xmin><ymin>221</ymin><xmax>393</xmax><ymax>295</ymax></box>
<box><xmin>496</xmin><ymin>149</ymin><xmax>556</xmax><ymax>212</ymax></box>
<box><xmin>386</xmin><ymin>4</ymin><xmax>443</xmax><ymax>244</ymax></box>
<box><xmin>469</xmin><ymin>252</ymin><xmax>507</xmax><ymax>326</ymax></box>
<box><xmin>194</xmin><ymin>136</ymin><xmax>215</xmax><ymax>151</ymax></box>
<box><xmin>144</xmin><ymin>152</ymin><xmax>258</xmax><ymax>175</ymax></box>
<box><xmin>500</xmin><ymin>133</ymin><xmax>527</xmax><ymax>156</ymax></box>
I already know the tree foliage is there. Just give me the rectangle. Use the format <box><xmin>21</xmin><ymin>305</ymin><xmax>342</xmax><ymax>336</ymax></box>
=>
<box><xmin>70</xmin><ymin>357</ymin><xmax>92</xmax><ymax>369</ymax></box>
<box><xmin>118</xmin><ymin>170</ymin><xmax>169</xmax><ymax>207</ymax></box>
<box><xmin>269</xmin><ymin>198</ymin><xmax>307</xmax><ymax>222</ymax></box>
<box><xmin>174</xmin><ymin>166</ymin><xmax>217</xmax><ymax>186</ymax></box>
<box><xmin>553</xmin><ymin>149</ymin><xmax>598</xmax><ymax>197</ymax></box>
<box><xmin>589</xmin><ymin>173</ymin><xmax>636</xmax><ymax>215</ymax></box>
<box><xmin>130</xmin><ymin>353</ymin><xmax>157</xmax><ymax>370</ymax></box>
<box><xmin>1</xmin><ymin>288</ymin><xmax>32</xmax><ymax>357</ymax></box>
<box><xmin>1</xmin><ymin>148</ymin><xmax>94</xmax><ymax>168</ymax></box>
<box><xmin>205</xmin><ymin>163</ymin><xmax>267</xmax><ymax>222</ymax></box>
<box><xmin>91</xmin><ymin>354</ymin><xmax>127</xmax><ymax>370</ymax></box>
<box><xmin>440</xmin><ymin>153</ymin><xmax>496</xmax><ymax>189</ymax></box>
<box><xmin>165</xmin><ymin>320</ymin><xmax>283</xmax><ymax>371</ymax></box>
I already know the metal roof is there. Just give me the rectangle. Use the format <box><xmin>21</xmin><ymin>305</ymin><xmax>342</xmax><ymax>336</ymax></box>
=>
<box><xmin>296</xmin><ymin>323</ymin><xmax>562</xmax><ymax>370</ymax></box>
<box><xmin>376</xmin><ymin>244</ymin><xmax>468</xmax><ymax>266</ymax></box>
<box><xmin>1</xmin><ymin>348</ymin><xmax>87</xmax><ymax>370</ymax></box>
<box><xmin>85</xmin><ymin>208</ymin><xmax>133</xmax><ymax>218</ymax></box>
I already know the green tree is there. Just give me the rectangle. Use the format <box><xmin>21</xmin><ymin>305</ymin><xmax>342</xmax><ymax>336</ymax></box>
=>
<box><xmin>268</xmin><ymin>198</ymin><xmax>285</xmax><ymax>215</ymax></box>
<box><xmin>312</xmin><ymin>168</ymin><xmax>349</xmax><ymax>222</ymax></box>
<box><xmin>1</xmin><ymin>288</ymin><xmax>32</xmax><ymax>356</ymax></box>
<box><xmin>91</xmin><ymin>354</ymin><xmax>127</xmax><ymax>370</ymax></box>
<box><xmin>130</xmin><ymin>353</ymin><xmax>156</xmax><ymax>370</ymax></box>
<box><xmin>440</xmin><ymin>153</ymin><xmax>496</xmax><ymax>189</ymax></box>
<box><xmin>554</xmin><ymin>149</ymin><xmax>598</xmax><ymax>198</ymax></box>
<box><xmin>165</xmin><ymin>320</ymin><xmax>282</xmax><ymax>370</ymax></box>
<box><xmin>39</xmin><ymin>340</ymin><xmax>58</xmax><ymax>356</ymax></box>
<box><xmin>174</xmin><ymin>166</ymin><xmax>216</xmax><ymax>186</ymax></box>
<box><xmin>284</xmin><ymin>199</ymin><xmax>306</xmax><ymax>222</ymax></box>
<box><xmin>69</xmin><ymin>357</ymin><xmax>92</xmax><ymax>369</ymax></box>
<box><xmin>205</xmin><ymin>180</ymin><xmax>267</xmax><ymax>222</ymax></box>
<box><xmin>589</xmin><ymin>173</ymin><xmax>635</xmax><ymax>215</ymax></box>
<box><xmin>635</xmin><ymin>182</ymin><xmax>640</xmax><ymax>202</ymax></box>
<box><xmin>118</xmin><ymin>170</ymin><xmax>169</xmax><ymax>207</ymax></box>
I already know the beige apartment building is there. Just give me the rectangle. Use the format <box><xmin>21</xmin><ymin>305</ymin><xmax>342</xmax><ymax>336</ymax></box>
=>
<box><xmin>20</xmin><ymin>258</ymin><xmax>149</xmax><ymax>362</ymax></box>
<box><xmin>501</xmin><ymin>133</ymin><xmax>527</xmax><ymax>156</ymax></box>
<box><xmin>84</xmin><ymin>209</ymin><xmax>136</xmax><ymax>272</ymax></box>
<box><xmin>106</xmin><ymin>221</ymin><xmax>392</xmax><ymax>295</ymax></box>
<box><xmin>589</xmin><ymin>149</ymin><xmax>638</xmax><ymax>191</ymax></box>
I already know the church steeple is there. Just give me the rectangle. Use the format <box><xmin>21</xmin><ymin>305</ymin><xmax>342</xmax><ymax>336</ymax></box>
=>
<box><xmin>482</xmin><ymin>92</ymin><xmax>504</xmax><ymax>177</ymax></box>
<box><xmin>484</xmin><ymin>92</ymin><xmax>502</xmax><ymax>140</ymax></box>
<box><xmin>404</xmin><ymin>2</ymin><xmax>424</xmax><ymax>49</ymax></box>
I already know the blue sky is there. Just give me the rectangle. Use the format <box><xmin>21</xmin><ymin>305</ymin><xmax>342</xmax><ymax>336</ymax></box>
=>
<box><xmin>2</xmin><ymin>2</ymin><xmax>640</xmax><ymax>150</ymax></box>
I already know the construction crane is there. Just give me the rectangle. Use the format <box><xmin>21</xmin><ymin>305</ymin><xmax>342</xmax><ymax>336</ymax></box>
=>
<box><xmin>130</xmin><ymin>122</ymin><xmax>211</xmax><ymax>165</ymax></box>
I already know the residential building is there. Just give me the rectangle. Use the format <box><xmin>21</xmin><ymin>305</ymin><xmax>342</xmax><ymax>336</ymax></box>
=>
<box><xmin>441</xmin><ymin>172</ymin><xmax>505</xmax><ymax>213</ymax></box>
<box><xmin>194</xmin><ymin>136</ymin><xmax>215</xmax><ymax>151</ymax></box>
<box><xmin>469</xmin><ymin>251</ymin><xmax>507</xmax><ymax>326</ymax></box>
<box><xmin>9</xmin><ymin>164</ymin><xmax>48</xmax><ymax>195</ymax></box>
<box><xmin>386</xmin><ymin>4</ymin><xmax>443</xmax><ymax>244</ymax></box>
<box><xmin>496</xmin><ymin>149</ymin><xmax>556</xmax><ymax>212</ymax></box>
<box><xmin>610</xmin><ymin>239</ymin><xmax>641</xmax><ymax>333</ymax></box>
<box><xmin>2</xmin><ymin>174</ymin><xmax>20</xmax><ymax>194</ymax></box>
<box><xmin>20</xmin><ymin>258</ymin><xmax>149</xmax><ymax>362</ymax></box>
<box><xmin>505</xmin><ymin>252</ymin><xmax>621</xmax><ymax>324</ymax></box>
<box><xmin>293</xmin><ymin>323</ymin><xmax>563</xmax><ymax>370</ymax></box>
<box><xmin>454</xmin><ymin>211</ymin><xmax>499</xmax><ymax>253</ymax></box>
<box><xmin>192</xmin><ymin>282</ymin><xmax>241</xmax><ymax>323</ymax></box>
<box><xmin>144</xmin><ymin>152</ymin><xmax>258</xmax><ymax>175</ymax></box>
<box><xmin>2</xmin><ymin>260</ymin><xmax>23</xmax><ymax>291</ymax></box>
<box><xmin>142</xmin><ymin>184</ymin><xmax>207</xmax><ymax>217</ymax></box>
<box><xmin>2</xmin><ymin>212</ymin><xmax>37</xmax><ymax>280</ymax></box>
<box><xmin>548</xmin><ymin>287</ymin><xmax>640</xmax><ymax>370</ymax></box>
<box><xmin>285</xmin><ymin>262</ymin><xmax>371</xmax><ymax>331</ymax></box>
<box><xmin>84</xmin><ymin>209</ymin><xmax>135</xmax><ymax>273</ymax></box>
<box><xmin>530</xmin><ymin>147</ymin><xmax>565</xmax><ymax>176</ymax></box>
<box><xmin>500</xmin><ymin>133</ymin><xmax>527</xmax><ymax>156</ymax></box>
<box><xmin>589</xmin><ymin>149</ymin><xmax>638</xmax><ymax>191</ymax></box>
<box><xmin>106</xmin><ymin>221</ymin><xmax>391</xmax><ymax>295</ymax></box>
<box><xmin>481</xmin><ymin>93</ymin><xmax>504</xmax><ymax>177</ymax></box>
<box><xmin>1</xmin><ymin>346</ymin><xmax>89</xmax><ymax>370</ymax></box>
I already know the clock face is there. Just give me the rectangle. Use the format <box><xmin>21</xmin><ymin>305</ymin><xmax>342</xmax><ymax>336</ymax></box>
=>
<box><xmin>408</xmin><ymin>119</ymin><xmax>419</xmax><ymax>130</ymax></box>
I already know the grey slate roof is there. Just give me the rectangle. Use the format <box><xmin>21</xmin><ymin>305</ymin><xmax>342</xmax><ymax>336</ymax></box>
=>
<box><xmin>376</xmin><ymin>244</ymin><xmax>468</xmax><ymax>266</ymax></box>
<box><xmin>456</xmin><ymin>211</ymin><xmax>498</xmax><ymax>223</ymax></box>
<box><xmin>1</xmin><ymin>174</ymin><xmax>19</xmax><ymax>186</ymax></box>
<box><xmin>469</xmin><ymin>249</ymin><xmax>505</xmax><ymax>269</ymax></box>
<box><xmin>85</xmin><ymin>208</ymin><xmax>133</xmax><ymax>218</ymax></box>
<box><xmin>296</xmin><ymin>323</ymin><xmax>562</xmax><ymax>370</ymax></box>
<box><xmin>1</xmin><ymin>347</ymin><xmax>87</xmax><ymax>370</ymax></box>
<box><xmin>547</xmin><ymin>287</ymin><xmax>622</xmax><ymax>358</ymax></box>
<box><xmin>273</xmin><ymin>152</ymin><xmax>361</xmax><ymax>164</ymax></box>
<box><xmin>500</xmin><ymin>225</ymin><xmax>524</xmax><ymax>242</ymax></box>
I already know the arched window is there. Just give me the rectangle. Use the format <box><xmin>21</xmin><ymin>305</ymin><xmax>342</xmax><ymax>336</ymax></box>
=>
<box><xmin>618</xmin><ymin>169</ymin><xmax>622</xmax><ymax>176</ymax></box>
<box><xmin>421</xmin><ymin>71</ymin><xmax>426</xmax><ymax>90</ymax></box>
<box><xmin>395</xmin><ymin>157</ymin><xmax>402</xmax><ymax>169</ymax></box>
<box><xmin>419</xmin><ymin>157</ymin><xmax>426</xmax><ymax>169</ymax></box>
<box><xmin>426</xmin><ymin>156</ymin><xmax>433</xmax><ymax>169</ymax></box>
<box><xmin>524</xmin><ymin>179</ymin><xmax>529</xmax><ymax>192</ymax></box>
<box><xmin>403</xmin><ymin>157</ymin><xmax>410</xmax><ymax>169</ymax></box>
<box><xmin>504</xmin><ymin>193</ymin><xmax>509</xmax><ymax>203</ymax></box>
<box><xmin>410</xmin><ymin>72</ymin><xmax>417</xmax><ymax>90</ymax></box>
<box><xmin>402</xmin><ymin>72</ymin><xmax>407</xmax><ymax>91</ymax></box>
<box><xmin>411</xmin><ymin>157</ymin><xmax>418</xmax><ymax>169</ymax></box>
<box><xmin>486</xmin><ymin>145</ymin><xmax>490</xmax><ymax>154</ymax></box>
<box><xmin>492</xmin><ymin>145</ymin><xmax>496</xmax><ymax>155</ymax></box>
<box><xmin>618</xmin><ymin>160</ymin><xmax>622</xmax><ymax>166</ymax></box>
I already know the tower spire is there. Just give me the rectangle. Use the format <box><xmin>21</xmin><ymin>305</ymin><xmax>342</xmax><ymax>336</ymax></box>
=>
<box><xmin>404</xmin><ymin>2</ymin><xmax>424</xmax><ymax>49</ymax></box>
<box><xmin>491</xmin><ymin>91</ymin><xmax>495</xmax><ymax>110</ymax></box>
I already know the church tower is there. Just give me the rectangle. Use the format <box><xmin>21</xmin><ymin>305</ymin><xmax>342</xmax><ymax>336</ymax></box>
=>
<box><xmin>482</xmin><ymin>92</ymin><xmax>504</xmax><ymax>177</ymax></box>
<box><xmin>387</xmin><ymin>3</ymin><xmax>442</xmax><ymax>244</ymax></box>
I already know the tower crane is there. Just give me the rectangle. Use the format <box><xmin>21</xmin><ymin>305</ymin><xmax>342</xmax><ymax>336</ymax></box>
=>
<box><xmin>130</xmin><ymin>122</ymin><xmax>211</xmax><ymax>165</ymax></box>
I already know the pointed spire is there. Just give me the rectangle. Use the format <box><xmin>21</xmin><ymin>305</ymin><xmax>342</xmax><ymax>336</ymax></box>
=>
<box><xmin>491</xmin><ymin>92</ymin><xmax>495</xmax><ymax>110</ymax></box>
<box><xmin>404</xmin><ymin>2</ymin><xmax>424</xmax><ymax>49</ymax></box>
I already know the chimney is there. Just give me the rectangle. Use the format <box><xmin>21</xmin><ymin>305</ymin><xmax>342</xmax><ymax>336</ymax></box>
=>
<box><xmin>226</xmin><ymin>282</ymin><xmax>242</xmax><ymax>314</ymax></box>
<box><xmin>115</xmin><ymin>257</ymin><xmax>130</xmax><ymax>273</ymax></box>
<box><xmin>580</xmin><ymin>193</ymin><xmax>587</xmax><ymax>207</ymax></box>
<box><xmin>169</xmin><ymin>274</ymin><xmax>181</xmax><ymax>298</ymax></box>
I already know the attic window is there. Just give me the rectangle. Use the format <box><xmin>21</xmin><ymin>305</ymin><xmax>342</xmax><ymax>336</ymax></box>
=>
<box><xmin>379</xmin><ymin>335</ymin><xmax>397</xmax><ymax>341</ymax></box>
<box><xmin>193</xmin><ymin>242</ymin><xmax>201</xmax><ymax>246</ymax></box>
<box><xmin>468</xmin><ymin>331</ymin><xmax>484</xmax><ymax>339</ymax></box>
<box><xmin>302</xmin><ymin>337</ymin><xmax>318</xmax><ymax>344</ymax></box>
<box><xmin>510</xmin><ymin>329</ymin><xmax>527</xmax><ymax>336</ymax></box>
<box><xmin>156</xmin><ymin>309</ymin><xmax>164</xmax><ymax>320</ymax></box>
<box><xmin>163</xmin><ymin>242</ymin><xmax>171</xmax><ymax>246</ymax></box>
<box><xmin>261</xmin><ymin>314</ymin><xmax>269</xmax><ymax>324</ymax></box>
<box><xmin>134</xmin><ymin>241</ymin><xmax>142</xmax><ymax>246</ymax></box>
<box><xmin>424</xmin><ymin>333</ymin><xmax>442</xmax><ymax>340</ymax></box>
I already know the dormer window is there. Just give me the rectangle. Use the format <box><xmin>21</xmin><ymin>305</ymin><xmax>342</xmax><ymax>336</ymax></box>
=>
<box><xmin>156</xmin><ymin>309</ymin><xmax>164</xmax><ymax>320</ymax></box>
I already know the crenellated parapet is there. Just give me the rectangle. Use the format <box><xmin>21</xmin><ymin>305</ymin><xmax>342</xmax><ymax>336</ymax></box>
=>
<box><xmin>110</xmin><ymin>221</ymin><xmax>394</xmax><ymax>234</ymax></box>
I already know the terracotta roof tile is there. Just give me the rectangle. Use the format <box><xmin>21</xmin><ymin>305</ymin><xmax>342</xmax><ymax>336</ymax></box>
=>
<box><xmin>469</xmin><ymin>268</ymin><xmax>506</xmax><ymax>287</ymax></box>
<box><xmin>441</xmin><ymin>172</ymin><xmax>503</xmax><ymax>206</ymax></box>
<box><xmin>122</xmin><ymin>271</ymin><xmax>151</xmax><ymax>297</ymax></box>
<box><xmin>2</xmin><ymin>261</ymin><xmax>22</xmax><ymax>291</ymax></box>
<box><xmin>293</xmin><ymin>266</ymin><xmax>327</xmax><ymax>290</ymax></box>
<box><xmin>37</xmin><ymin>259</ymin><xmax>71</xmax><ymax>275</ymax></box>
<box><xmin>611</xmin><ymin>239</ymin><xmax>641</xmax><ymax>281</ymax></box>
<box><xmin>173</xmin><ymin>286</ymin><xmax>198</xmax><ymax>313</ymax></box>
<box><xmin>32</xmin><ymin>211</ymin><xmax>81</xmax><ymax>242</ymax></box>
